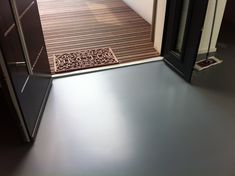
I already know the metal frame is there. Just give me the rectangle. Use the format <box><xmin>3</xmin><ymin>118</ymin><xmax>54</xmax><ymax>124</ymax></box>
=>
<box><xmin>162</xmin><ymin>0</ymin><xmax>209</xmax><ymax>82</ymax></box>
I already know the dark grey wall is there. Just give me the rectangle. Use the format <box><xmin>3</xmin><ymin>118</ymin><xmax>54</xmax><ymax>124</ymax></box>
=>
<box><xmin>0</xmin><ymin>67</ymin><xmax>4</xmax><ymax>87</ymax></box>
<box><xmin>223</xmin><ymin>0</ymin><xmax>235</xmax><ymax>26</ymax></box>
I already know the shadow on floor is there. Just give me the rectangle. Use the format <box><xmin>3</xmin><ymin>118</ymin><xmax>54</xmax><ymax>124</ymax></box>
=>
<box><xmin>0</xmin><ymin>90</ymin><xmax>32</xmax><ymax>175</ymax></box>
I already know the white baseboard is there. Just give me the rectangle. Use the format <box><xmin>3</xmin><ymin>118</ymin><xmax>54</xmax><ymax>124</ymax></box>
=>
<box><xmin>198</xmin><ymin>47</ymin><xmax>217</xmax><ymax>54</ymax></box>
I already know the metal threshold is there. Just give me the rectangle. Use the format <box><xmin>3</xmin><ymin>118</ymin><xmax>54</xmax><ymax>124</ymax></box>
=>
<box><xmin>52</xmin><ymin>57</ymin><xmax>163</xmax><ymax>79</ymax></box>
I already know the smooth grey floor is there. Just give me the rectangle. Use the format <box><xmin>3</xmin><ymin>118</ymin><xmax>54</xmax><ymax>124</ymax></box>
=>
<box><xmin>1</xmin><ymin>57</ymin><xmax>235</xmax><ymax>176</ymax></box>
<box><xmin>1</xmin><ymin>17</ymin><xmax>235</xmax><ymax>176</ymax></box>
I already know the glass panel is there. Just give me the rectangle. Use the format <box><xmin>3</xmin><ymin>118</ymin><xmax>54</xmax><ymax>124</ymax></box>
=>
<box><xmin>175</xmin><ymin>0</ymin><xmax>190</xmax><ymax>54</ymax></box>
<box><xmin>16</xmin><ymin>0</ymin><xmax>51</xmax><ymax>75</ymax></box>
<box><xmin>194</xmin><ymin>0</ymin><xmax>227</xmax><ymax>72</ymax></box>
<box><xmin>0</xmin><ymin>0</ymin><xmax>29</xmax><ymax>91</ymax></box>
<box><xmin>1</xmin><ymin>0</ymin><xmax>52</xmax><ymax>136</ymax></box>
<box><xmin>3</xmin><ymin>28</ymin><xmax>29</xmax><ymax>91</ymax></box>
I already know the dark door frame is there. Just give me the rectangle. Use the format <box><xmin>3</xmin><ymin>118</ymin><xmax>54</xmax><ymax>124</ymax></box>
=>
<box><xmin>161</xmin><ymin>0</ymin><xmax>209</xmax><ymax>82</ymax></box>
<box><xmin>0</xmin><ymin>49</ymin><xmax>31</xmax><ymax>142</ymax></box>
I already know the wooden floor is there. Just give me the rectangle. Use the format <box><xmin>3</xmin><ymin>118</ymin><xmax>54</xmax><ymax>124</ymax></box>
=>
<box><xmin>37</xmin><ymin>0</ymin><xmax>159</xmax><ymax>74</ymax></box>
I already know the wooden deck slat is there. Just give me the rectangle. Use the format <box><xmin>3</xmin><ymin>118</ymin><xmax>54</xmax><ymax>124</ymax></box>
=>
<box><xmin>38</xmin><ymin>0</ymin><xmax>159</xmax><ymax>74</ymax></box>
<box><xmin>46</xmin><ymin>32</ymin><xmax>150</xmax><ymax>47</ymax></box>
<box><xmin>46</xmin><ymin>38</ymin><xmax>152</xmax><ymax>51</ymax></box>
<box><xmin>43</xmin><ymin>24</ymin><xmax>150</xmax><ymax>36</ymax></box>
<box><xmin>44</xmin><ymin>28</ymin><xmax>150</xmax><ymax>41</ymax></box>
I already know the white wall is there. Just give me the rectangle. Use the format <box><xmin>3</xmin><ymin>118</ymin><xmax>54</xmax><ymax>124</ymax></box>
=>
<box><xmin>199</xmin><ymin>0</ymin><xmax>227</xmax><ymax>54</ymax></box>
<box><xmin>129</xmin><ymin>0</ymin><xmax>227</xmax><ymax>53</ymax></box>
<box><xmin>153</xmin><ymin>0</ymin><xmax>227</xmax><ymax>54</ymax></box>
<box><xmin>122</xmin><ymin>0</ymin><xmax>154</xmax><ymax>24</ymax></box>
<box><xmin>154</xmin><ymin>0</ymin><xmax>167</xmax><ymax>53</ymax></box>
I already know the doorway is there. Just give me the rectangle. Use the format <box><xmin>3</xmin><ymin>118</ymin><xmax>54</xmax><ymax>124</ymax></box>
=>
<box><xmin>192</xmin><ymin>0</ymin><xmax>234</xmax><ymax>90</ymax></box>
<box><xmin>37</xmin><ymin>0</ymin><xmax>160</xmax><ymax>74</ymax></box>
<box><xmin>0</xmin><ymin>0</ymin><xmax>211</xmax><ymax>141</ymax></box>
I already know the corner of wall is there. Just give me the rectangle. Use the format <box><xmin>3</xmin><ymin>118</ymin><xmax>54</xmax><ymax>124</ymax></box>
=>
<box><xmin>154</xmin><ymin>0</ymin><xmax>167</xmax><ymax>54</ymax></box>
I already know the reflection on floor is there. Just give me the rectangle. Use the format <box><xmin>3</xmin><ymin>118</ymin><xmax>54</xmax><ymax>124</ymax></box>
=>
<box><xmin>37</xmin><ymin>0</ymin><xmax>159</xmax><ymax>74</ymax></box>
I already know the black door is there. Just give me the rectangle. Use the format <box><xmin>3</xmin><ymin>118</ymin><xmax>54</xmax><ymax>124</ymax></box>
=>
<box><xmin>163</xmin><ymin>0</ymin><xmax>209</xmax><ymax>82</ymax></box>
<box><xmin>0</xmin><ymin>0</ymin><xmax>52</xmax><ymax>142</ymax></box>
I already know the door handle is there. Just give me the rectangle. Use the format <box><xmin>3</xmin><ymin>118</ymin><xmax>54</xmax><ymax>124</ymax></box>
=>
<box><xmin>8</xmin><ymin>61</ymin><xmax>26</xmax><ymax>66</ymax></box>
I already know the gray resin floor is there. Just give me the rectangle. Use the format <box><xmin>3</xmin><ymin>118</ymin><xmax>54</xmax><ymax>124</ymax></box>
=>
<box><xmin>1</xmin><ymin>17</ymin><xmax>235</xmax><ymax>176</ymax></box>
<box><xmin>1</xmin><ymin>58</ymin><xmax>235</xmax><ymax>176</ymax></box>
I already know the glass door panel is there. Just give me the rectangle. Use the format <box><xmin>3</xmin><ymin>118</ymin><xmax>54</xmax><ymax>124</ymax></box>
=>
<box><xmin>163</xmin><ymin>0</ymin><xmax>209</xmax><ymax>82</ymax></box>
